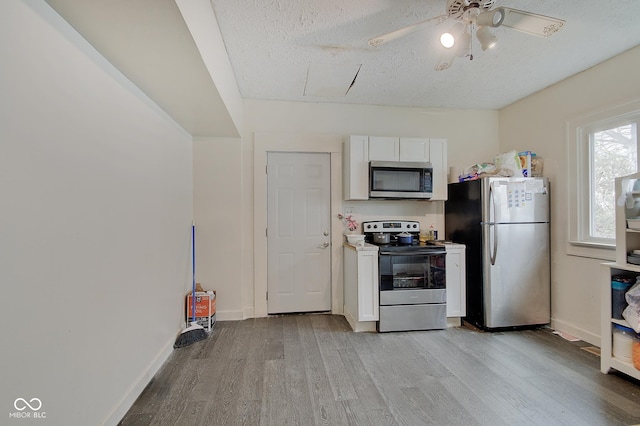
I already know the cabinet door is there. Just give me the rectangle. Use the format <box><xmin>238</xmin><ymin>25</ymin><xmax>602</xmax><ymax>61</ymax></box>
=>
<box><xmin>343</xmin><ymin>135</ymin><xmax>369</xmax><ymax>200</ymax></box>
<box><xmin>357</xmin><ymin>250</ymin><xmax>379</xmax><ymax>321</ymax></box>
<box><xmin>446</xmin><ymin>247</ymin><xmax>466</xmax><ymax>317</ymax></box>
<box><xmin>399</xmin><ymin>137</ymin><xmax>429</xmax><ymax>162</ymax></box>
<box><xmin>369</xmin><ymin>136</ymin><xmax>399</xmax><ymax>161</ymax></box>
<box><xmin>429</xmin><ymin>138</ymin><xmax>448</xmax><ymax>201</ymax></box>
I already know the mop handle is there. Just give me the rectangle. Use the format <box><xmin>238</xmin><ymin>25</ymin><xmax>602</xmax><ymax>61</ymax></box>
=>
<box><xmin>191</xmin><ymin>224</ymin><xmax>196</xmax><ymax>322</ymax></box>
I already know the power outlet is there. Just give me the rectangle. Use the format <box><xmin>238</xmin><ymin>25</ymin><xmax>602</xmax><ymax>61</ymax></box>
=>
<box><xmin>344</xmin><ymin>207</ymin><xmax>354</xmax><ymax>214</ymax></box>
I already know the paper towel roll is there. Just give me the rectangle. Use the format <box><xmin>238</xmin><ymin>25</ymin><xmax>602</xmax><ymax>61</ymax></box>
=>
<box><xmin>449</xmin><ymin>166</ymin><xmax>462</xmax><ymax>183</ymax></box>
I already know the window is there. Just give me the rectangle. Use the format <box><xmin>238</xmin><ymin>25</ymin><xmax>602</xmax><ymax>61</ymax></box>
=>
<box><xmin>568</xmin><ymin>99</ymin><xmax>640</xmax><ymax>260</ymax></box>
<box><xmin>591</xmin><ymin>124</ymin><xmax>637</xmax><ymax>239</ymax></box>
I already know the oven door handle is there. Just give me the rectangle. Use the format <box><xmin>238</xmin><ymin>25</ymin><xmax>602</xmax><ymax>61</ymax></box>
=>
<box><xmin>378</xmin><ymin>249</ymin><xmax>446</xmax><ymax>256</ymax></box>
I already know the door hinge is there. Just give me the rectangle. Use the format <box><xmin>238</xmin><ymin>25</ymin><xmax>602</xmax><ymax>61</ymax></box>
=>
<box><xmin>266</xmin><ymin>291</ymin><xmax>268</xmax><ymax>301</ymax></box>
<box><xmin>265</xmin><ymin>165</ymin><xmax>268</xmax><ymax>174</ymax></box>
<box><xmin>266</xmin><ymin>228</ymin><xmax>268</xmax><ymax>237</ymax></box>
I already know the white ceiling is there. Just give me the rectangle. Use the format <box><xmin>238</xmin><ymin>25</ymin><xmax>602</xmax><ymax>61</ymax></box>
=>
<box><xmin>45</xmin><ymin>0</ymin><xmax>640</xmax><ymax>136</ymax></box>
<box><xmin>213</xmin><ymin>0</ymin><xmax>640</xmax><ymax>109</ymax></box>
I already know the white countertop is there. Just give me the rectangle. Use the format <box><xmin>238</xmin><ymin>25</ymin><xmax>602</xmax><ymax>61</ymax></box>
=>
<box><xmin>428</xmin><ymin>241</ymin><xmax>466</xmax><ymax>250</ymax></box>
<box><xmin>343</xmin><ymin>241</ymin><xmax>379</xmax><ymax>251</ymax></box>
<box><xmin>344</xmin><ymin>241</ymin><xmax>464</xmax><ymax>251</ymax></box>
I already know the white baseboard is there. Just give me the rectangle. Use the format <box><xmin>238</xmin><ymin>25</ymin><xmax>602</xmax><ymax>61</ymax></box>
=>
<box><xmin>343</xmin><ymin>306</ymin><xmax>357</xmax><ymax>330</ymax></box>
<box><xmin>343</xmin><ymin>307</ymin><xmax>377</xmax><ymax>332</ymax></box>
<box><xmin>243</xmin><ymin>307</ymin><xmax>255</xmax><ymax>319</ymax></box>
<box><xmin>216</xmin><ymin>309</ymin><xmax>246</xmax><ymax>321</ymax></box>
<box><xmin>447</xmin><ymin>317</ymin><xmax>462</xmax><ymax>327</ymax></box>
<box><xmin>102</xmin><ymin>336</ymin><xmax>175</xmax><ymax>426</ymax></box>
<box><xmin>550</xmin><ymin>318</ymin><xmax>601</xmax><ymax>347</ymax></box>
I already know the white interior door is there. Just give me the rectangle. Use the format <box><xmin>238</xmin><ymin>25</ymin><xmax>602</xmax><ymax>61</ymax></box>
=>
<box><xmin>267</xmin><ymin>152</ymin><xmax>331</xmax><ymax>314</ymax></box>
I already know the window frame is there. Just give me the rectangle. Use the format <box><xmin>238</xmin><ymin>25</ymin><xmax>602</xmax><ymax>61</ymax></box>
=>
<box><xmin>567</xmin><ymin>99</ymin><xmax>640</xmax><ymax>260</ymax></box>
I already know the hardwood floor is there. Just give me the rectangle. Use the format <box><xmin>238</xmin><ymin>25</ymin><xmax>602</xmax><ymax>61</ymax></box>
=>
<box><xmin>119</xmin><ymin>314</ymin><xmax>640</xmax><ymax>426</ymax></box>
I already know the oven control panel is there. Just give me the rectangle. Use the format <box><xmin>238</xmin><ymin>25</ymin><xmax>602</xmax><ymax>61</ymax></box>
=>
<box><xmin>362</xmin><ymin>220</ymin><xmax>420</xmax><ymax>233</ymax></box>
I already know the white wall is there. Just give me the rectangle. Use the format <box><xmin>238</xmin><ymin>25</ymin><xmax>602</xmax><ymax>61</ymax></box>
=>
<box><xmin>193</xmin><ymin>100</ymin><xmax>499</xmax><ymax>319</ymax></box>
<box><xmin>193</xmin><ymin>138</ymin><xmax>243</xmax><ymax>317</ymax></box>
<box><xmin>1</xmin><ymin>1</ymin><xmax>193</xmax><ymax>424</ymax></box>
<box><xmin>499</xmin><ymin>45</ymin><xmax>640</xmax><ymax>345</ymax></box>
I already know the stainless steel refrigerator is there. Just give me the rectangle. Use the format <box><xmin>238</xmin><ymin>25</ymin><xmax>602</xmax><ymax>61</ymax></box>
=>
<box><xmin>445</xmin><ymin>177</ymin><xmax>550</xmax><ymax>330</ymax></box>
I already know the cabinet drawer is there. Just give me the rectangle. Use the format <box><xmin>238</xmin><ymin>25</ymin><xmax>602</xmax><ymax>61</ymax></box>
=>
<box><xmin>380</xmin><ymin>289</ymin><xmax>446</xmax><ymax>305</ymax></box>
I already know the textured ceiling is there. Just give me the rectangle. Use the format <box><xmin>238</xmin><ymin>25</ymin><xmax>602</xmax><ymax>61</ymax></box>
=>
<box><xmin>211</xmin><ymin>0</ymin><xmax>640</xmax><ymax>109</ymax></box>
<box><xmin>44</xmin><ymin>0</ymin><xmax>640</xmax><ymax>137</ymax></box>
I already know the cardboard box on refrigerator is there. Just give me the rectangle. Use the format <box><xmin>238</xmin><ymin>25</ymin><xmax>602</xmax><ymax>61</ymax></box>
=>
<box><xmin>186</xmin><ymin>287</ymin><xmax>216</xmax><ymax>331</ymax></box>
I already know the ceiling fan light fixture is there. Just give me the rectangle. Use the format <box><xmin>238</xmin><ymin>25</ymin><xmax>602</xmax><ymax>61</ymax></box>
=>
<box><xmin>455</xmin><ymin>31</ymin><xmax>471</xmax><ymax>57</ymax></box>
<box><xmin>476</xmin><ymin>7</ymin><xmax>505</xmax><ymax>28</ymax></box>
<box><xmin>477</xmin><ymin>26</ymin><xmax>498</xmax><ymax>51</ymax></box>
<box><xmin>440</xmin><ymin>32</ymin><xmax>455</xmax><ymax>48</ymax></box>
<box><xmin>440</xmin><ymin>22</ymin><xmax>465</xmax><ymax>49</ymax></box>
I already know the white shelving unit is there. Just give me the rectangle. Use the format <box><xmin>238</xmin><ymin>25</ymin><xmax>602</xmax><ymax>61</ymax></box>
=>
<box><xmin>601</xmin><ymin>172</ymin><xmax>640</xmax><ymax>378</ymax></box>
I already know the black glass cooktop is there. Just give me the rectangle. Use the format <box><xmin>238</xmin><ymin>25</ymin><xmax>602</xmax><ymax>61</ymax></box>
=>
<box><xmin>373</xmin><ymin>241</ymin><xmax>445</xmax><ymax>253</ymax></box>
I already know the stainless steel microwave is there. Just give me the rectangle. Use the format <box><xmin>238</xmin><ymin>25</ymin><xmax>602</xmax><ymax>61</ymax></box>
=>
<box><xmin>369</xmin><ymin>161</ymin><xmax>433</xmax><ymax>199</ymax></box>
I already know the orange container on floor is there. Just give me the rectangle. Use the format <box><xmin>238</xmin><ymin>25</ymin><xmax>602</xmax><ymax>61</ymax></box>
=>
<box><xmin>186</xmin><ymin>290</ymin><xmax>216</xmax><ymax>331</ymax></box>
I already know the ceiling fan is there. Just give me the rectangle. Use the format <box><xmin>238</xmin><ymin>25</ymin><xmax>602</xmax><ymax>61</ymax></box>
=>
<box><xmin>368</xmin><ymin>0</ymin><xmax>565</xmax><ymax>71</ymax></box>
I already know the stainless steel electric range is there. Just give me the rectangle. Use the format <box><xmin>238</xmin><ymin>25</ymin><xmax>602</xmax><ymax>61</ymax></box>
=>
<box><xmin>362</xmin><ymin>220</ymin><xmax>447</xmax><ymax>332</ymax></box>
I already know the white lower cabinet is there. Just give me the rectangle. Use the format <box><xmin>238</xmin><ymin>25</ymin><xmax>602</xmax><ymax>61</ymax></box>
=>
<box><xmin>343</xmin><ymin>243</ymin><xmax>379</xmax><ymax>331</ymax></box>
<box><xmin>343</xmin><ymin>242</ymin><xmax>465</xmax><ymax>332</ymax></box>
<box><xmin>445</xmin><ymin>243</ymin><xmax>466</xmax><ymax>318</ymax></box>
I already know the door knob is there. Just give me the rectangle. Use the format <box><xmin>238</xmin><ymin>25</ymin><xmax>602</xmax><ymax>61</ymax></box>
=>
<box><xmin>323</xmin><ymin>231</ymin><xmax>329</xmax><ymax>236</ymax></box>
<box><xmin>320</xmin><ymin>242</ymin><xmax>330</xmax><ymax>248</ymax></box>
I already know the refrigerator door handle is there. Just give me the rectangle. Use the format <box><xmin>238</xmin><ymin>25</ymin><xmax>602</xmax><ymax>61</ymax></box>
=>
<box><xmin>489</xmin><ymin>182</ymin><xmax>497</xmax><ymax>265</ymax></box>
<box><xmin>490</xmin><ymin>224</ymin><xmax>498</xmax><ymax>265</ymax></box>
<box><xmin>489</xmin><ymin>181</ymin><xmax>496</xmax><ymax>223</ymax></box>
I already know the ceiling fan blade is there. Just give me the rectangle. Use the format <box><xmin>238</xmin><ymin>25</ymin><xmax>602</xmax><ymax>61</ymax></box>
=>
<box><xmin>369</xmin><ymin>14</ymin><xmax>447</xmax><ymax>47</ymax></box>
<box><xmin>500</xmin><ymin>8</ymin><xmax>565</xmax><ymax>37</ymax></box>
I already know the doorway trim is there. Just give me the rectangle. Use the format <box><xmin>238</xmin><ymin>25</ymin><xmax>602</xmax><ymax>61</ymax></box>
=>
<box><xmin>253</xmin><ymin>132</ymin><xmax>344</xmax><ymax>318</ymax></box>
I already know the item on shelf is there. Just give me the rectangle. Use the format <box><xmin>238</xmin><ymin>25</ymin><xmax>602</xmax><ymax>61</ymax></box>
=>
<box><xmin>518</xmin><ymin>151</ymin><xmax>533</xmax><ymax>177</ymax></box>
<box><xmin>628</xmin><ymin>218</ymin><xmax>640</xmax><ymax>230</ymax></box>
<box><xmin>612</xmin><ymin>277</ymin><xmax>635</xmax><ymax>319</ymax></box>
<box><xmin>633</xmin><ymin>341</ymin><xmax>640</xmax><ymax>370</ymax></box>
<box><xmin>624</xmin><ymin>280</ymin><xmax>640</xmax><ymax>333</ymax></box>
<box><xmin>612</xmin><ymin>324</ymin><xmax>636</xmax><ymax>363</ymax></box>
<box><xmin>625</xmin><ymin>279</ymin><xmax>640</xmax><ymax>307</ymax></box>
<box><xmin>531</xmin><ymin>155</ymin><xmax>543</xmax><ymax>177</ymax></box>
<box><xmin>623</xmin><ymin>305</ymin><xmax>640</xmax><ymax>333</ymax></box>
<box><xmin>494</xmin><ymin>150</ymin><xmax>522</xmax><ymax>177</ymax></box>
<box><xmin>628</xmin><ymin>253</ymin><xmax>640</xmax><ymax>265</ymax></box>
<box><xmin>517</xmin><ymin>151</ymin><xmax>544</xmax><ymax>178</ymax></box>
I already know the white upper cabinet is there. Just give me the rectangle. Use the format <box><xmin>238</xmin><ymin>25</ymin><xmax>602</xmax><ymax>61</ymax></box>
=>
<box><xmin>369</xmin><ymin>137</ymin><xmax>430</xmax><ymax>162</ymax></box>
<box><xmin>429</xmin><ymin>138</ymin><xmax>448</xmax><ymax>201</ymax></box>
<box><xmin>343</xmin><ymin>135</ymin><xmax>448</xmax><ymax>201</ymax></box>
<box><xmin>343</xmin><ymin>135</ymin><xmax>370</xmax><ymax>200</ymax></box>
<box><xmin>368</xmin><ymin>136</ymin><xmax>399</xmax><ymax>161</ymax></box>
<box><xmin>399</xmin><ymin>137</ymin><xmax>430</xmax><ymax>162</ymax></box>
